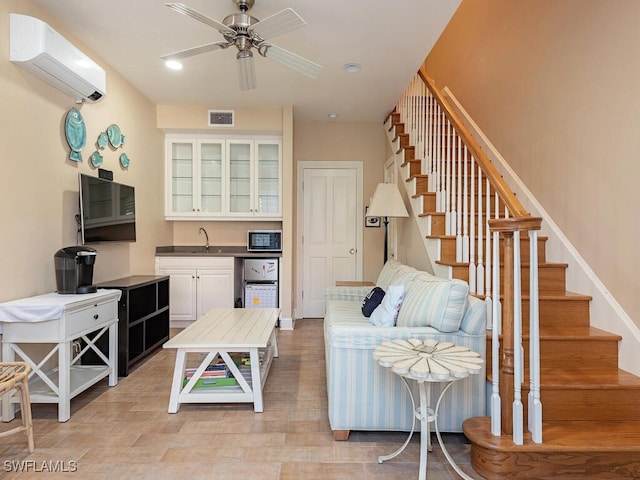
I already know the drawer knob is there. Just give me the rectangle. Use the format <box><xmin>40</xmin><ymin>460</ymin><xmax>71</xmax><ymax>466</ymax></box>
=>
<box><xmin>93</xmin><ymin>314</ymin><xmax>99</xmax><ymax>320</ymax></box>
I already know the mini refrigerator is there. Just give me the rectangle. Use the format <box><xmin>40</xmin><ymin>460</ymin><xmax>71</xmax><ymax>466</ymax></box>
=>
<box><xmin>244</xmin><ymin>258</ymin><xmax>278</xmax><ymax>308</ymax></box>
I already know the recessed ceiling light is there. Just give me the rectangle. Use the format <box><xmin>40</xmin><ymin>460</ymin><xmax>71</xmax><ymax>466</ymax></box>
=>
<box><xmin>343</xmin><ymin>63</ymin><xmax>361</xmax><ymax>73</ymax></box>
<box><xmin>328</xmin><ymin>113</ymin><xmax>338</xmax><ymax>120</ymax></box>
<box><xmin>165</xmin><ymin>60</ymin><xmax>183</xmax><ymax>71</ymax></box>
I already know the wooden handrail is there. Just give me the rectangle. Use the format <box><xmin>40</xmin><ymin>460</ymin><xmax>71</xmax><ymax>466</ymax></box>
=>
<box><xmin>417</xmin><ymin>68</ymin><xmax>530</xmax><ymax>219</ymax></box>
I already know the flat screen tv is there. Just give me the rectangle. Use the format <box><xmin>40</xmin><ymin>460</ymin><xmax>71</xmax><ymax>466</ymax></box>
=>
<box><xmin>79</xmin><ymin>173</ymin><xmax>136</xmax><ymax>243</ymax></box>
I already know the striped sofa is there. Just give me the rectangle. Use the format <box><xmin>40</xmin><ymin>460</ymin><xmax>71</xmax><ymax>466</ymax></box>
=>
<box><xmin>324</xmin><ymin>260</ymin><xmax>486</xmax><ymax>440</ymax></box>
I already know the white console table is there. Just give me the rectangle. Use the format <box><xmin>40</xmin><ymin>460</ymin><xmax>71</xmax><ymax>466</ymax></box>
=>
<box><xmin>0</xmin><ymin>289</ymin><xmax>120</xmax><ymax>422</ymax></box>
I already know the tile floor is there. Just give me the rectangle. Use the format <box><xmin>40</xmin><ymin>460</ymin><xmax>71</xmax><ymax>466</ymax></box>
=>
<box><xmin>1</xmin><ymin>319</ymin><xmax>484</xmax><ymax>479</ymax></box>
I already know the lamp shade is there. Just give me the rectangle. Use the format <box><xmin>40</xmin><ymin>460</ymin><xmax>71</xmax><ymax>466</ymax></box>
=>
<box><xmin>366</xmin><ymin>183</ymin><xmax>409</xmax><ymax>218</ymax></box>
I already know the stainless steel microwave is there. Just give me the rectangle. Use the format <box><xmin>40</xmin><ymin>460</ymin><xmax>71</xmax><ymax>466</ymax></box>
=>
<box><xmin>247</xmin><ymin>230</ymin><xmax>282</xmax><ymax>252</ymax></box>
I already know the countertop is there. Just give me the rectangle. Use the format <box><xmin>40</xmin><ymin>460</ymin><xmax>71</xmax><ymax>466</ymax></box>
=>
<box><xmin>155</xmin><ymin>246</ymin><xmax>282</xmax><ymax>258</ymax></box>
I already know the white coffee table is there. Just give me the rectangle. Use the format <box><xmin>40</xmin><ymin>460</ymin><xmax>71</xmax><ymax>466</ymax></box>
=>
<box><xmin>373</xmin><ymin>338</ymin><xmax>483</xmax><ymax>480</ymax></box>
<box><xmin>163</xmin><ymin>308</ymin><xmax>280</xmax><ymax>413</ymax></box>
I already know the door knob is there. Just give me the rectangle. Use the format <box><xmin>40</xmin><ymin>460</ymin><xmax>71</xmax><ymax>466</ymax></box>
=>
<box><xmin>349</xmin><ymin>248</ymin><xmax>356</xmax><ymax>254</ymax></box>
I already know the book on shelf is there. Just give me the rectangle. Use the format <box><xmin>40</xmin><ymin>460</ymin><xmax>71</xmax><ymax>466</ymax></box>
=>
<box><xmin>182</xmin><ymin>376</ymin><xmax>237</xmax><ymax>388</ymax></box>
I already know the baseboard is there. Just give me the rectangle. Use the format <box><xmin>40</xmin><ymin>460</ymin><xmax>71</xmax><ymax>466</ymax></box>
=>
<box><xmin>279</xmin><ymin>317</ymin><xmax>295</xmax><ymax>330</ymax></box>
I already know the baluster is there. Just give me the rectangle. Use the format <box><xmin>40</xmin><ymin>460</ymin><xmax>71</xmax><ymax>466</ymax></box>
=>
<box><xmin>468</xmin><ymin>156</ymin><xmax>476</xmax><ymax>289</ymax></box>
<box><xmin>476</xmin><ymin>169</ymin><xmax>484</xmax><ymax>295</ymax></box>
<box><xmin>512</xmin><ymin>230</ymin><xmax>523</xmax><ymax>445</ymax></box>
<box><xmin>426</xmin><ymin>90</ymin><xmax>434</xmax><ymax>190</ymax></box>
<box><xmin>455</xmin><ymin>135</ymin><xmax>463</xmax><ymax>262</ymax></box>
<box><xmin>462</xmin><ymin>145</ymin><xmax>469</xmax><ymax>262</ymax></box>
<box><xmin>491</xmin><ymin>229</ymin><xmax>501</xmax><ymax>435</ymax></box>
<box><xmin>484</xmin><ymin>191</ymin><xmax>496</xmax><ymax>329</ymax></box>
<box><xmin>435</xmin><ymin>105</ymin><xmax>442</xmax><ymax>208</ymax></box>
<box><xmin>529</xmin><ymin>229</ymin><xmax>543</xmax><ymax>443</ymax></box>
<box><xmin>445</xmin><ymin>119</ymin><xmax>452</xmax><ymax>234</ymax></box>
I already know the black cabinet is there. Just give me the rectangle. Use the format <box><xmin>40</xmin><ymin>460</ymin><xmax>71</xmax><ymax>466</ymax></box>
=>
<box><xmin>97</xmin><ymin>275</ymin><xmax>170</xmax><ymax>377</ymax></box>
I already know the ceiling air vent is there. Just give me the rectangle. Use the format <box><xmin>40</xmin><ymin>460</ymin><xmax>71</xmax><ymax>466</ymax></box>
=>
<box><xmin>208</xmin><ymin>110</ymin><xmax>234</xmax><ymax>127</ymax></box>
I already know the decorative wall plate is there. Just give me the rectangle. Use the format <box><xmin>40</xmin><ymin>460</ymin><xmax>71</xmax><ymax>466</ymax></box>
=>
<box><xmin>97</xmin><ymin>131</ymin><xmax>108</xmax><ymax>149</ymax></box>
<box><xmin>90</xmin><ymin>151</ymin><xmax>104</xmax><ymax>168</ymax></box>
<box><xmin>107</xmin><ymin>124</ymin><xmax>125</xmax><ymax>148</ymax></box>
<box><xmin>64</xmin><ymin>108</ymin><xmax>86</xmax><ymax>162</ymax></box>
<box><xmin>119</xmin><ymin>152</ymin><xmax>130</xmax><ymax>168</ymax></box>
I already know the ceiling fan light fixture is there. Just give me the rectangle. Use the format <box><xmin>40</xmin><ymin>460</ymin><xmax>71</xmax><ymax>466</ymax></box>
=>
<box><xmin>165</xmin><ymin>59</ymin><xmax>183</xmax><ymax>71</ymax></box>
<box><xmin>237</xmin><ymin>51</ymin><xmax>256</xmax><ymax>90</ymax></box>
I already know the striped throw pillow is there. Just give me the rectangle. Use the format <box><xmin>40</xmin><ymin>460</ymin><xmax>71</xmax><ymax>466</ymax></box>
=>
<box><xmin>396</xmin><ymin>277</ymin><xmax>469</xmax><ymax>332</ymax></box>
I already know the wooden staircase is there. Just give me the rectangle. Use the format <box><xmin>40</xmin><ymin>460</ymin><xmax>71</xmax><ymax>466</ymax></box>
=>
<box><xmin>386</xmin><ymin>109</ymin><xmax>640</xmax><ymax>479</ymax></box>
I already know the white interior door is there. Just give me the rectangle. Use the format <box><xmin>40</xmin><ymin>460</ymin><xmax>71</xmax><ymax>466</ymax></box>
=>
<box><xmin>300</xmin><ymin>165</ymin><xmax>361</xmax><ymax>318</ymax></box>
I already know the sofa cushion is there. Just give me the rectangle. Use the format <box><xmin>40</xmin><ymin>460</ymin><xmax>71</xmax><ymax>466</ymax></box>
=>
<box><xmin>376</xmin><ymin>260</ymin><xmax>403</xmax><ymax>289</ymax></box>
<box><xmin>396</xmin><ymin>274</ymin><xmax>469</xmax><ymax>332</ymax></box>
<box><xmin>370</xmin><ymin>285</ymin><xmax>405</xmax><ymax>326</ymax></box>
<box><xmin>461</xmin><ymin>295</ymin><xmax>486</xmax><ymax>335</ymax></box>
<box><xmin>361</xmin><ymin>287</ymin><xmax>385</xmax><ymax>317</ymax></box>
<box><xmin>388</xmin><ymin>265</ymin><xmax>419</xmax><ymax>289</ymax></box>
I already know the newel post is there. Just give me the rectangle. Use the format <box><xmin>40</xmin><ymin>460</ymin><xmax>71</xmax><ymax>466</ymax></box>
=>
<box><xmin>489</xmin><ymin>216</ymin><xmax>542</xmax><ymax>437</ymax></box>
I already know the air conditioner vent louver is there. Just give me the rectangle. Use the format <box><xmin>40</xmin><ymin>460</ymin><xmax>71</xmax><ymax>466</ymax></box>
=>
<box><xmin>208</xmin><ymin>110</ymin><xmax>234</xmax><ymax>127</ymax></box>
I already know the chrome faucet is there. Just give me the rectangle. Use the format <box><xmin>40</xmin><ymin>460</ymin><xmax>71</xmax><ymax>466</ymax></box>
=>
<box><xmin>199</xmin><ymin>227</ymin><xmax>210</xmax><ymax>251</ymax></box>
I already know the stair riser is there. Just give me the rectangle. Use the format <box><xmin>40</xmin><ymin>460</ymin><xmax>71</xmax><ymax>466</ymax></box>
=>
<box><xmin>526</xmin><ymin>298</ymin><xmax>591</xmax><ymax>327</ymax></box>
<box><xmin>537</xmin><ymin>389</ymin><xmax>640</xmax><ymax>421</ymax></box>
<box><xmin>470</xmin><ymin>445</ymin><xmax>640</xmax><ymax>480</ymax></box>
<box><xmin>411</xmin><ymin>176</ymin><xmax>428</xmax><ymax>194</ymax></box>
<box><xmin>486</xmin><ymin>297</ymin><xmax>592</xmax><ymax>329</ymax></box>
<box><xmin>418</xmin><ymin>194</ymin><xmax>509</xmax><ymax>215</ymax></box>
<box><xmin>396</xmin><ymin>145</ymin><xmax>415</xmax><ymax>159</ymax></box>
<box><xmin>486</xmin><ymin>338</ymin><xmax>620</xmax><ymax>373</ymax></box>
<box><xmin>449</xmin><ymin>264</ymin><xmax>566</xmax><ymax>294</ymax></box>
<box><xmin>439</xmin><ymin>237</ymin><xmax>547</xmax><ymax>264</ymax></box>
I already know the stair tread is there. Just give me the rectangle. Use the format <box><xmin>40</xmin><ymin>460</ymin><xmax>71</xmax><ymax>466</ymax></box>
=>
<box><xmin>536</xmin><ymin>325</ymin><xmax>622</xmax><ymax>340</ymax></box>
<box><xmin>487</xmin><ymin>368</ymin><xmax>640</xmax><ymax>388</ymax></box>
<box><xmin>488</xmin><ymin>325</ymin><xmax>621</xmax><ymax>340</ymax></box>
<box><xmin>464</xmin><ymin>417</ymin><xmax>640</xmax><ymax>451</ymax></box>
<box><xmin>537</xmin><ymin>368</ymin><xmax>640</xmax><ymax>388</ymax></box>
<box><xmin>479</xmin><ymin>290</ymin><xmax>591</xmax><ymax>301</ymax></box>
<box><xmin>435</xmin><ymin>259</ymin><xmax>568</xmax><ymax>268</ymax></box>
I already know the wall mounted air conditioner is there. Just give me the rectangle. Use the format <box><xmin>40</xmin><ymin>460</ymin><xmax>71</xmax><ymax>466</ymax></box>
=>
<box><xmin>9</xmin><ymin>13</ymin><xmax>106</xmax><ymax>103</ymax></box>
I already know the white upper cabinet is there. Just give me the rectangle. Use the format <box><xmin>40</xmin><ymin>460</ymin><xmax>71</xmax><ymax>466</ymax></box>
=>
<box><xmin>165</xmin><ymin>135</ymin><xmax>281</xmax><ymax>220</ymax></box>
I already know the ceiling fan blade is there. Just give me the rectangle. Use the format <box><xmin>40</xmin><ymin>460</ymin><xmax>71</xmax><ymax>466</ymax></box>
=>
<box><xmin>262</xmin><ymin>44</ymin><xmax>322</xmax><ymax>79</ymax></box>
<box><xmin>161</xmin><ymin>42</ymin><xmax>228</xmax><ymax>61</ymax></box>
<box><xmin>237</xmin><ymin>53</ymin><xmax>257</xmax><ymax>91</ymax></box>
<box><xmin>166</xmin><ymin>3</ymin><xmax>236</xmax><ymax>37</ymax></box>
<box><xmin>250</xmin><ymin>7</ymin><xmax>306</xmax><ymax>40</ymax></box>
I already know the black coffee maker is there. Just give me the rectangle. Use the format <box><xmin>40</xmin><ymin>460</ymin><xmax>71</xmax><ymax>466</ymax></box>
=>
<box><xmin>54</xmin><ymin>246</ymin><xmax>98</xmax><ymax>294</ymax></box>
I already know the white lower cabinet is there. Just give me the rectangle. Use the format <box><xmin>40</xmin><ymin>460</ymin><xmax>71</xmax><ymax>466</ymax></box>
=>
<box><xmin>155</xmin><ymin>257</ymin><xmax>234</xmax><ymax>324</ymax></box>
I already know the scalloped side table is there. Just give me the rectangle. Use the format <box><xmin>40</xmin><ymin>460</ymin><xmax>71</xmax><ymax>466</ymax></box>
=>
<box><xmin>373</xmin><ymin>338</ymin><xmax>484</xmax><ymax>479</ymax></box>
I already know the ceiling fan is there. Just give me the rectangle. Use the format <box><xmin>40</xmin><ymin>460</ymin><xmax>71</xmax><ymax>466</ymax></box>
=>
<box><xmin>162</xmin><ymin>0</ymin><xmax>322</xmax><ymax>90</ymax></box>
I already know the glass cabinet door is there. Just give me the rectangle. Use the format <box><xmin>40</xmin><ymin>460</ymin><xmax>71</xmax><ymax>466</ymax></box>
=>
<box><xmin>170</xmin><ymin>142</ymin><xmax>195</xmax><ymax>214</ymax></box>
<box><xmin>228</xmin><ymin>141</ymin><xmax>252</xmax><ymax>215</ymax></box>
<box><xmin>199</xmin><ymin>141</ymin><xmax>224</xmax><ymax>214</ymax></box>
<box><xmin>255</xmin><ymin>141</ymin><xmax>281</xmax><ymax>215</ymax></box>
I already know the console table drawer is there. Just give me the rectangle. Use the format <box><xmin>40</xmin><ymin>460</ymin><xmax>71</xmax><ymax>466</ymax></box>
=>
<box><xmin>66</xmin><ymin>301</ymin><xmax>116</xmax><ymax>338</ymax></box>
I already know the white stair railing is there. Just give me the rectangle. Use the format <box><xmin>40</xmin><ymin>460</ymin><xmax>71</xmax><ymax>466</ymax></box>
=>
<box><xmin>387</xmin><ymin>70</ymin><xmax>543</xmax><ymax>445</ymax></box>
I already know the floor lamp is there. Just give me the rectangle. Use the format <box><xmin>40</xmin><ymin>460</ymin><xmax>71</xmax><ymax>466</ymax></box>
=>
<box><xmin>366</xmin><ymin>183</ymin><xmax>409</xmax><ymax>264</ymax></box>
